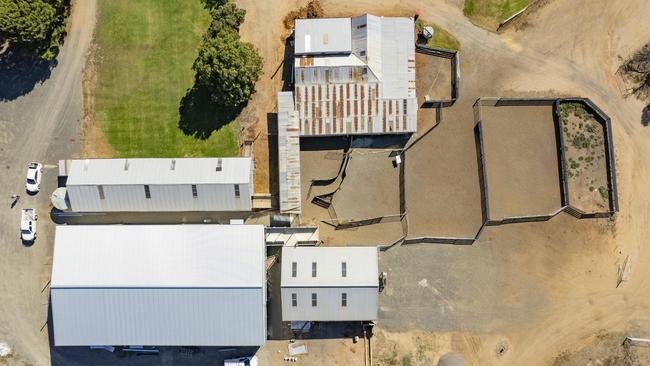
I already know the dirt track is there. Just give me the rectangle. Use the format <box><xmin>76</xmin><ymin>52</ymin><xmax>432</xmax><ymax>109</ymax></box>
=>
<box><xmin>1</xmin><ymin>0</ymin><xmax>649</xmax><ymax>365</ymax></box>
<box><xmin>237</xmin><ymin>0</ymin><xmax>650</xmax><ymax>365</ymax></box>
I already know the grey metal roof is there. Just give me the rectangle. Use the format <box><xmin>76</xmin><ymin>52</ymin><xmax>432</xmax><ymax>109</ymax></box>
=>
<box><xmin>281</xmin><ymin>246</ymin><xmax>378</xmax><ymax>287</ymax></box>
<box><xmin>51</xmin><ymin>225</ymin><xmax>266</xmax><ymax>346</ymax></box>
<box><xmin>295</xmin><ymin>18</ymin><xmax>351</xmax><ymax>55</ymax></box>
<box><xmin>65</xmin><ymin>157</ymin><xmax>252</xmax><ymax>186</ymax></box>
<box><xmin>277</xmin><ymin>92</ymin><xmax>301</xmax><ymax>214</ymax></box>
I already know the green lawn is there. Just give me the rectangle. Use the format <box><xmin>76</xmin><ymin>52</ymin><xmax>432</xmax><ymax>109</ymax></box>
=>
<box><xmin>463</xmin><ymin>0</ymin><xmax>530</xmax><ymax>31</ymax></box>
<box><xmin>95</xmin><ymin>0</ymin><xmax>239</xmax><ymax>157</ymax></box>
<box><xmin>415</xmin><ymin>20</ymin><xmax>460</xmax><ymax>51</ymax></box>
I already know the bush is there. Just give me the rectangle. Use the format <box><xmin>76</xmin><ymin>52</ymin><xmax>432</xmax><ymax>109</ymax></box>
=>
<box><xmin>283</xmin><ymin>0</ymin><xmax>323</xmax><ymax>30</ymax></box>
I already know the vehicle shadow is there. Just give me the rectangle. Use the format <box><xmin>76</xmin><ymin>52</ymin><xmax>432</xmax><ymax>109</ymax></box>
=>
<box><xmin>0</xmin><ymin>50</ymin><xmax>56</xmax><ymax>101</ymax></box>
<box><xmin>642</xmin><ymin>104</ymin><xmax>650</xmax><ymax>127</ymax></box>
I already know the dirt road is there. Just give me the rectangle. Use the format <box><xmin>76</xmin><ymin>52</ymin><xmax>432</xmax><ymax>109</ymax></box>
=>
<box><xmin>0</xmin><ymin>1</ymin><xmax>96</xmax><ymax>365</ymax></box>
<box><xmin>236</xmin><ymin>0</ymin><xmax>650</xmax><ymax>365</ymax></box>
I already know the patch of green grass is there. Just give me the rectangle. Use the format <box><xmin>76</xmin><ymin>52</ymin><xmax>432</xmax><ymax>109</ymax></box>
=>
<box><xmin>463</xmin><ymin>0</ymin><xmax>531</xmax><ymax>30</ymax></box>
<box><xmin>415</xmin><ymin>19</ymin><xmax>460</xmax><ymax>51</ymax></box>
<box><xmin>95</xmin><ymin>0</ymin><xmax>239</xmax><ymax>157</ymax></box>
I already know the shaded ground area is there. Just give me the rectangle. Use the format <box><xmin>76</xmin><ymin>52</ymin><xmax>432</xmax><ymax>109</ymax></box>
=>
<box><xmin>331</xmin><ymin>150</ymin><xmax>400</xmax><ymax>221</ymax></box>
<box><xmin>416</xmin><ymin>52</ymin><xmax>453</xmax><ymax>103</ymax></box>
<box><xmin>480</xmin><ymin>104</ymin><xmax>562</xmax><ymax>219</ymax></box>
<box><xmin>404</xmin><ymin>100</ymin><xmax>483</xmax><ymax>239</ymax></box>
<box><xmin>51</xmin><ymin>346</ymin><xmax>259</xmax><ymax>366</ymax></box>
<box><xmin>559</xmin><ymin>103</ymin><xmax>609</xmax><ymax>213</ymax></box>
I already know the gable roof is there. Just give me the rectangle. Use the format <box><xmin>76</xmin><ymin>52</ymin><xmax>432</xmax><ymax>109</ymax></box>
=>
<box><xmin>65</xmin><ymin>158</ymin><xmax>252</xmax><ymax>186</ymax></box>
<box><xmin>281</xmin><ymin>246</ymin><xmax>379</xmax><ymax>287</ymax></box>
<box><xmin>52</xmin><ymin>225</ymin><xmax>265</xmax><ymax>288</ymax></box>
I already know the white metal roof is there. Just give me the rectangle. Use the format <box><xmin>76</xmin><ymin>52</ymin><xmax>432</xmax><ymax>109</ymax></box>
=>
<box><xmin>295</xmin><ymin>18</ymin><xmax>351</xmax><ymax>55</ymax></box>
<box><xmin>281</xmin><ymin>246</ymin><xmax>379</xmax><ymax>287</ymax></box>
<box><xmin>51</xmin><ymin>224</ymin><xmax>266</xmax><ymax>346</ymax></box>
<box><xmin>65</xmin><ymin>157</ymin><xmax>252</xmax><ymax>186</ymax></box>
<box><xmin>51</xmin><ymin>225</ymin><xmax>265</xmax><ymax>288</ymax></box>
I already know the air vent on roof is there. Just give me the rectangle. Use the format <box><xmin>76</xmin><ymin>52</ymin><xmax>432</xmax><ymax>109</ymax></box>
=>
<box><xmin>83</xmin><ymin>159</ymin><xmax>89</xmax><ymax>171</ymax></box>
<box><xmin>170</xmin><ymin>159</ymin><xmax>176</xmax><ymax>170</ymax></box>
<box><xmin>124</xmin><ymin>159</ymin><xmax>129</xmax><ymax>171</ymax></box>
<box><xmin>216</xmin><ymin>158</ymin><xmax>223</xmax><ymax>172</ymax></box>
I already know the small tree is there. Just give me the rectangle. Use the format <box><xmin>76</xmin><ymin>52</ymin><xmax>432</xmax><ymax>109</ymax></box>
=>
<box><xmin>193</xmin><ymin>30</ymin><xmax>263</xmax><ymax>108</ymax></box>
<box><xmin>207</xmin><ymin>2</ymin><xmax>246</xmax><ymax>36</ymax></box>
<box><xmin>619</xmin><ymin>43</ymin><xmax>650</xmax><ymax>102</ymax></box>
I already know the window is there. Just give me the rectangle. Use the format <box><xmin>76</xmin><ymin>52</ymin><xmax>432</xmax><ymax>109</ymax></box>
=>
<box><xmin>292</xmin><ymin>262</ymin><xmax>297</xmax><ymax>277</ymax></box>
<box><xmin>360</xmin><ymin>50</ymin><xmax>366</xmax><ymax>57</ymax></box>
<box><xmin>97</xmin><ymin>185</ymin><xmax>105</xmax><ymax>200</ymax></box>
<box><xmin>292</xmin><ymin>293</ymin><xmax>297</xmax><ymax>307</ymax></box>
<box><xmin>342</xmin><ymin>293</ymin><xmax>347</xmax><ymax>307</ymax></box>
<box><xmin>311</xmin><ymin>293</ymin><xmax>317</xmax><ymax>307</ymax></box>
<box><xmin>234</xmin><ymin>184</ymin><xmax>240</xmax><ymax>198</ymax></box>
<box><xmin>312</xmin><ymin>262</ymin><xmax>317</xmax><ymax>277</ymax></box>
<box><xmin>191</xmin><ymin>184</ymin><xmax>198</xmax><ymax>198</ymax></box>
<box><xmin>144</xmin><ymin>185</ymin><xmax>151</xmax><ymax>199</ymax></box>
<box><xmin>342</xmin><ymin>262</ymin><xmax>347</xmax><ymax>277</ymax></box>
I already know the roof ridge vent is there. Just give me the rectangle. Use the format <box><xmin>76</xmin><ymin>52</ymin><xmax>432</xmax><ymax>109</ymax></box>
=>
<box><xmin>170</xmin><ymin>159</ymin><xmax>176</xmax><ymax>170</ymax></box>
<box><xmin>124</xmin><ymin>159</ymin><xmax>129</xmax><ymax>171</ymax></box>
<box><xmin>216</xmin><ymin>158</ymin><xmax>223</xmax><ymax>172</ymax></box>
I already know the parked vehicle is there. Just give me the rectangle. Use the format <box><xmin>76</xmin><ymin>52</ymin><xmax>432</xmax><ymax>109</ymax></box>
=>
<box><xmin>20</xmin><ymin>208</ymin><xmax>37</xmax><ymax>242</ymax></box>
<box><xmin>25</xmin><ymin>162</ymin><xmax>43</xmax><ymax>194</ymax></box>
<box><xmin>224</xmin><ymin>356</ymin><xmax>258</xmax><ymax>366</ymax></box>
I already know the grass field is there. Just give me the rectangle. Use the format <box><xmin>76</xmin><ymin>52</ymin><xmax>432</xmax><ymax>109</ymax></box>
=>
<box><xmin>415</xmin><ymin>19</ymin><xmax>460</xmax><ymax>51</ymax></box>
<box><xmin>94</xmin><ymin>0</ymin><xmax>239</xmax><ymax>157</ymax></box>
<box><xmin>463</xmin><ymin>0</ymin><xmax>530</xmax><ymax>31</ymax></box>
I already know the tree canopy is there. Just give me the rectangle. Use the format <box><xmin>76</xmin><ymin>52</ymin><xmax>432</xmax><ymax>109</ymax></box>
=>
<box><xmin>193</xmin><ymin>29</ymin><xmax>263</xmax><ymax>108</ymax></box>
<box><xmin>0</xmin><ymin>0</ymin><xmax>69</xmax><ymax>60</ymax></box>
<box><xmin>191</xmin><ymin>0</ymin><xmax>263</xmax><ymax>108</ymax></box>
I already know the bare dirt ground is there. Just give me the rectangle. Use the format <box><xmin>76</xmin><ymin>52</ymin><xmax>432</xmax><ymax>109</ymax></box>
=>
<box><xmin>1</xmin><ymin>0</ymin><xmax>649</xmax><ymax>365</ymax></box>
<box><xmin>417</xmin><ymin>52</ymin><xmax>453</xmax><ymax>103</ymax></box>
<box><xmin>331</xmin><ymin>150</ymin><xmax>400</xmax><ymax>220</ymax></box>
<box><xmin>238</xmin><ymin>0</ymin><xmax>650</xmax><ymax>365</ymax></box>
<box><xmin>560</xmin><ymin>104</ymin><xmax>609</xmax><ymax>213</ymax></box>
<box><xmin>480</xmin><ymin>104</ymin><xmax>562</xmax><ymax>219</ymax></box>
<box><xmin>0</xmin><ymin>1</ymin><xmax>96</xmax><ymax>365</ymax></box>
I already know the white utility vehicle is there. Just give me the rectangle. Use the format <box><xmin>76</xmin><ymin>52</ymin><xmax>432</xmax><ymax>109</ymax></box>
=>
<box><xmin>26</xmin><ymin>162</ymin><xmax>43</xmax><ymax>194</ymax></box>
<box><xmin>20</xmin><ymin>208</ymin><xmax>37</xmax><ymax>242</ymax></box>
<box><xmin>224</xmin><ymin>356</ymin><xmax>258</xmax><ymax>366</ymax></box>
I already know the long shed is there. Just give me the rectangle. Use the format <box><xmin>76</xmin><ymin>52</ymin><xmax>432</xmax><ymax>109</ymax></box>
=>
<box><xmin>50</xmin><ymin>224</ymin><xmax>266</xmax><ymax>346</ymax></box>
<box><xmin>61</xmin><ymin>158</ymin><xmax>253</xmax><ymax>212</ymax></box>
<box><xmin>281</xmin><ymin>246</ymin><xmax>379</xmax><ymax>322</ymax></box>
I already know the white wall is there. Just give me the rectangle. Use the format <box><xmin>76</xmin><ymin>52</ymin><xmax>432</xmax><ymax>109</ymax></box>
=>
<box><xmin>67</xmin><ymin>183</ymin><xmax>252</xmax><ymax>212</ymax></box>
<box><xmin>281</xmin><ymin>287</ymin><xmax>378</xmax><ymax>321</ymax></box>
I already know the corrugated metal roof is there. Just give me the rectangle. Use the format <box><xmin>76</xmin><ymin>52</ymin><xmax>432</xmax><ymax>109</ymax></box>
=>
<box><xmin>281</xmin><ymin>246</ymin><xmax>379</xmax><ymax>287</ymax></box>
<box><xmin>293</xmin><ymin>14</ymin><xmax>417</xmax><ymax>136</ymax></box>
<box><xmin>52</xmin><ymin>288</ymin><xmax>265</xmax><ymax>346</ymax></box>
<box><xmin>51</xmin><ymin>225</ymin><xmax>265</xmax><ymax>288</ymax></box>
<box><xmin>65</xmin><ymin>158</ymin><xmax>252</xmax><ymax>186</ymax></box>
<box><xmin>295</xmin><ymin>18</ymin><xmax>351</xmax><ymax>55</ymax></box>
<box><xmin>277</xmin><ymin>92</ymin><xmax>302</xmax><ymax>214</ymax></box>
<box><xmin>51</xmin><ymin>224</ymin><xmax>266</xmax><ymax>346</ymax></box>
